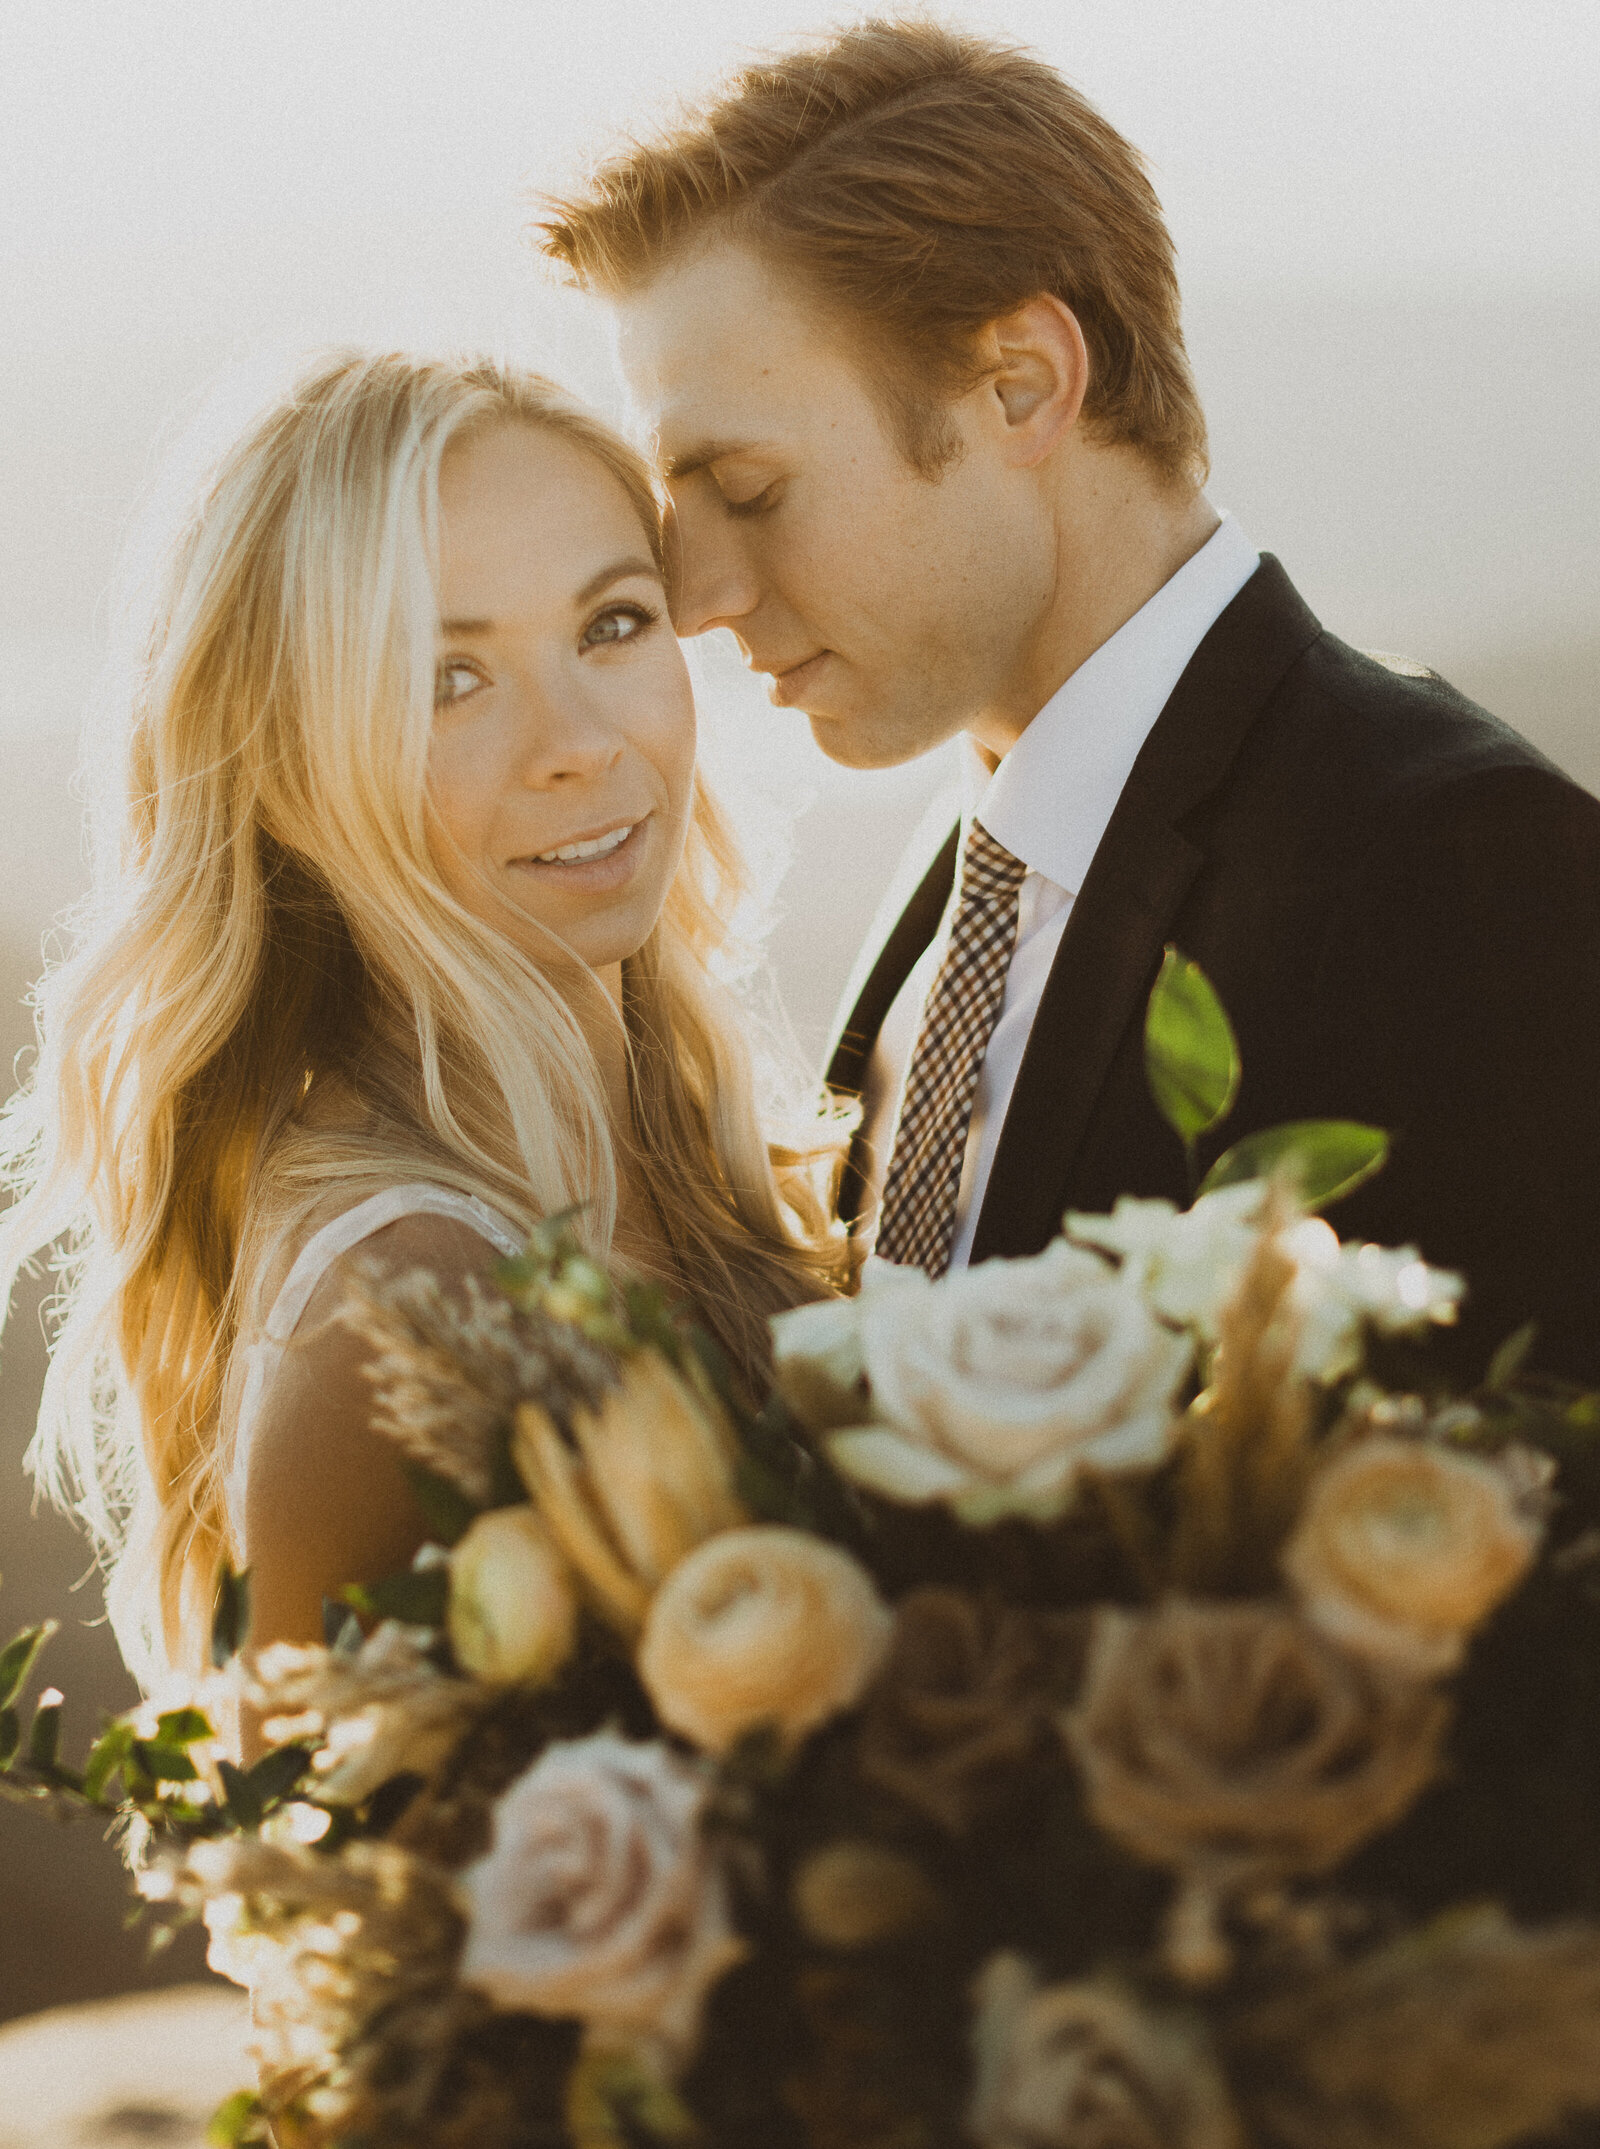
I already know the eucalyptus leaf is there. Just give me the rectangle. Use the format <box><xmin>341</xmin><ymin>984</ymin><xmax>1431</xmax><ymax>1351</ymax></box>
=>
<box><xmin>211</xmin><ymin>1566</ymin><xmax>252</xmax><ymax>1668</ymax></box>
<box><xmin>27</xmin><ymin>1696</ymin><xmax>62</xmax><ymax>1773</ymax></box>
<box><xmin>156</xmin><ymin>1706</ymin><xmax>213</xmax><ymax>1749</ymax></box>
<box><xmin>401</xmin><ymin>1461</ymin><xmax>479</xmax><ymax>1547</ymax></box>
<box><xmin>0</xmin><ymin>1708</ymin><xmax>18</xmax><ymax>1771</ymax></box>
<box><xmin>1198</xmin><ymin>1119</ymin><xmax>1389</xmax><ymax>1208</ymax></box>
<box><xmin>1486</xmin><ymin>1321</ymin><xmax>1539</xmax><ymax>1394</ymax></box>
<box><xmin>247</xmin><ymin>1743</ymin><xmax>314</xmax><ymax>1809</ymax></box>
<box><xmin>1144</xmin><ymin>947</ymin><xmax>1240</xmax><ymax>1148</ymax></box>
<box><xmin>135</xmin><ymin>1741</ymin><xmax>200</xmax><ymax>1783</ymax></box>
<box><xmin>341</xmin><ymin>1566</ymin><xmax>449</xmax><ymax>1629</ymax></box>
<box><xmin>218</xmin><ymin>1758</ymin><xmax>264</xmax><ymax>1832</ymax></box>
<box><xmin>207</xmin><ymin>2088</ymin><xmax>270</xmax><ymax>2147</ymax></box>
<box><xmin>83</xmin><ymin>1721</ymin><xmax>135</xmax><ymax>1803</ymax></box>
<box><xmin>0</xmin><ymin>1620</ymin><xmax>57</xmax><ymax>1711</ymax></box>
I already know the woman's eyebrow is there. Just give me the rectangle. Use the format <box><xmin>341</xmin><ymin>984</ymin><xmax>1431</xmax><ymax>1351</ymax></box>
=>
<box><xmin>573</xmin><ymin>554</ymin><xmax>660</xmax><ymax>605</ymax></box>
<box><xmin>437</xmin><ymin>555</ymin><xmax>658</xmax><ymax>639</ymax></box>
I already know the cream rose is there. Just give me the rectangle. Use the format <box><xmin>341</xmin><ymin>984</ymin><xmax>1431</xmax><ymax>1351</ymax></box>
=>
<box><xmin>968</xmin><ymin>1952</ymin><xmax>1244</xmax><ymax>2149</ymax></box>
<box><xmin>822</xmin><ymin>1244</ymin><xmax>1191</xmax><ymax>1524</ymax></box>
<box><xmin>638</xmin><ymin>1525</ymin><xmax>893</xmax><ymax>1754</ymax></box>
<box><xmin>456</xmin><ymin>1732</ymin><xmax>743</xmax><ymax>2064</ymax></box>
<box><xmin>447</xmin><ymin>1505</ymin><xmax>578</xmax><ymax>1687</ymax></box>
<box><xmin>1283</xmin><ymin>1435</ymin><xmax>1547</xmax><ymax>1675</ymax></box>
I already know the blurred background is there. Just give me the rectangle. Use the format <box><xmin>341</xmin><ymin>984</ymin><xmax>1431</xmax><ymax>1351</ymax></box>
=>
<box><xmin>0</xmin><ymin>0</ymin><xmax>1596</xmax><ymax>2029</ymax></box>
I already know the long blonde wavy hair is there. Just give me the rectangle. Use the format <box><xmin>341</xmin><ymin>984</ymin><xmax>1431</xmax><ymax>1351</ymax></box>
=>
<box><xmin>0</xmin><ymin>351</ymin><xmax>847</xmax><ymax>1681</ymax></box>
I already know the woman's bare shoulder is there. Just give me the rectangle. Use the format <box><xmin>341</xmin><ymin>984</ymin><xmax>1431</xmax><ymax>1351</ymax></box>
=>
<box><xmin>241</xmin><ymin>1208</ymin><xmax>508</xmax><ymax>1647</ymax></box>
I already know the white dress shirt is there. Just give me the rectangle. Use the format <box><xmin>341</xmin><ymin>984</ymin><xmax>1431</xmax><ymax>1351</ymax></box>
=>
<box><xmin>857</xmin><ymin>511</ymin><xmax>1261</xmax><ymax>1268</ymax></box>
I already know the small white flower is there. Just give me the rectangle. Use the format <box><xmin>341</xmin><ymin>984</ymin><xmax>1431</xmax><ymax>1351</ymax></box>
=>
<box><xmin>1068</xmin><ymin>1185</ymin><xmax>1462</xmax><ymax>1383</ymax></box>
<box><xmin>824</xmin><ymin>1244</ymin><xmax>1192</xmax><ymax>1524</ymax></box>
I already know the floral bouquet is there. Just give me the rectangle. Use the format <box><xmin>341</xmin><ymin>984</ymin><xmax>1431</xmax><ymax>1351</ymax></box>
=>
<box><xmin>6</xmin><ymin>951</ymin><xmax>1600</xmax><ymax>2149</ymax></box>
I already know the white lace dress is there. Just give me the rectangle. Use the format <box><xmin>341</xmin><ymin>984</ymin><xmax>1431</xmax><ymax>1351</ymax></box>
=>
<box><xmin>224</xmin><ymin>1185</ymin><xmax>523</xmax><ymax>1559</ymax></box>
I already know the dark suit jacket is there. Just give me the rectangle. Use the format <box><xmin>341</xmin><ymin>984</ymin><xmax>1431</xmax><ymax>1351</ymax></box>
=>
<box><xmin>828</xmin><ymin>557</ymin><xmax>1600</xmax><ymax>1388</ymax></box>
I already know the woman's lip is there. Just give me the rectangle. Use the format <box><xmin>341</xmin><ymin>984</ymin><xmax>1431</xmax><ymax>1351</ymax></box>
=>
<box><xmin>507</xmin><ymin>816</ymin><xmax>650</xmax><ymax>884</ymax></box>
<box><xmin>767</xmin><ymin>651</ymin><xmax>831</xmax><ymax>707</ymax></box>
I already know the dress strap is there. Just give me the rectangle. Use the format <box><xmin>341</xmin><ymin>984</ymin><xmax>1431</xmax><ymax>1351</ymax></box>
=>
<box><xmin>226</xmin><ymin>1185</ymin><xmax>524</xmax><ymax>1558</ymax></box>
<box><xmin>261</xmin><ymin>1185</ymin><xmax>525</xmax><ymax>1343</ymax></box>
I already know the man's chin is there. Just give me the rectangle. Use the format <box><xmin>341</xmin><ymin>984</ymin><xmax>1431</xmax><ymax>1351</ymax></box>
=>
<box><xmin>805</xmin><ymin>704</ymin><xmax>954</xmax><ymax>772</ymax></box>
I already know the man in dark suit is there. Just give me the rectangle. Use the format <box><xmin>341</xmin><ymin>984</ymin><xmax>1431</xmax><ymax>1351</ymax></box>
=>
<box><xmin>541</xmin><ymin>18</ymin><xmax>1600</xmax><ymax>1385</ymax></box>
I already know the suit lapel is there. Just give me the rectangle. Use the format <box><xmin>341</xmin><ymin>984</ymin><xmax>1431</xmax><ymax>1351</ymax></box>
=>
<box><xmin>969</xmin><ymin>556</ymin><xmax>1323</xmax><ymax>1261</ymax></box>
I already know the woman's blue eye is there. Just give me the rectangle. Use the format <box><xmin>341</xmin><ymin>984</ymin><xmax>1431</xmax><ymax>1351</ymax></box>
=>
<box><xmin>582</xmin><ymin>604</ymin><xmax>657</xmax><ymax>649</ymax></box>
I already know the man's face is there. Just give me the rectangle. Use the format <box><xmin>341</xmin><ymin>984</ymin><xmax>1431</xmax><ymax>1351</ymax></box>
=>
<box><xmin>613</xmin><ymin>243</ymin><xmax>1054</xmax><ymax>769</ymax></box>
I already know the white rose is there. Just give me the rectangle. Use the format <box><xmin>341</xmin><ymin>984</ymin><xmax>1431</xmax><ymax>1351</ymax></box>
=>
<box><xmin>457</xmin><ymin>1732</ymin><xmax>743</xmax><ymax>2065</ymax></box>
<box><xmin>638</xmin><ymin>1526</ymin><xmax>893</xmax><ymax>1754</ymax></box>
<box><xmin>827</xmin><ymin>1244</ymin><xmax>1192</xmax><ymax>1524</ymax></box>
<box><xmin>448</xmin><ymin>1505</ymin><xmax>577</xmax><ymax>1687</ymax></box>
<box><xmin>770</xmin><ymin>1295</ymin><xmax>869</xmax><ymax>1430</ymax></box>
<box><xmin>1290</xmin><ymin>1236</ymin><xmax>1463</xmax><ymax>1383</ymax></box>
<box><xmin>1067</xmin><ymin>1184</ymin><xmax>1268</xmax><ymax>1333</ymax></box>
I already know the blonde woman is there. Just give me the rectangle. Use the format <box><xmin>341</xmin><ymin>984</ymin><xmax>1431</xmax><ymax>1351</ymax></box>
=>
<box><xmin>0</xmin><ymin>353</ymin><xmax>846</xmax><ymax>1683</ymax></box>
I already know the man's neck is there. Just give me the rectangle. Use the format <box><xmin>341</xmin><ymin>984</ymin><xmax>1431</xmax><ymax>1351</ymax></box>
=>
<box><xmin>969</xmin><ymin>458</ymin><xmax>1220</xmax><ymax>759</ymax></box>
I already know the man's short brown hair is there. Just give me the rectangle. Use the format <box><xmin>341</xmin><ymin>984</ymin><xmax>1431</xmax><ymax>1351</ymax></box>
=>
<box><xmin>538</xmin><ymin>18</ymin><xmax>1208</xmax><ymax>486</ymax></box>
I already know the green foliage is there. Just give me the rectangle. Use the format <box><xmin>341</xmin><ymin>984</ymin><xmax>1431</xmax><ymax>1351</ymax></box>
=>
<box><xmin>0</xmin><ymin>1619</ymin><xmax>57</xmax><ymax>1711</ymax></box>
<box><xmin>403</xmin><ymin>1460</ymin><xmax>479</xmax><ymax>1546</ymax></box>
<box><xmin>341</xmin><ymin>1566</ymin><xmax>450</xmax><ymax>1629</ymax></box>
<box><xmin>82</xmin><ymin>1720</ymin><xmax>136</xmax><ymax>1803</ymax></box>
<box><xmin>1486</xmin><ymin>1321</ymin><xmax>1540</xmax><ymax>1394</ymax></box>
<box><xmin>0</xmin><ymin>1709</ymin><xmax>17</xmax><ymax>1770</ymax></box>
<box><xmin>1198</xmin><ymin>1119</ymin><xmax>1390</xmax><ymax>1208</ymax></box>
<box><xmin>26</xmin><ymin>1694</ymin><xmax>63</xmax><ymax>1774</ymax></box>
<box><xmin>218</xmin><ymin>1758</ymin><xmax>264</xmax><ymax>1831</ymax></box>
<box><xmin>208</xmin><ymin>2088</ymin><xmax>273</xmax><ymax>2146</ymax></box>
<box><xmin>211</xmin><ymin>1565</ymin><xmax>252</xmax><ymax>1668</ymax></box>
<box><xmin>1144</xmin><ymin>947</ymin><xmax>1241</xmax><ymax>1162</ymax></box>
<box><xmin>566</xmin><ymin>2047</ymin><xmax>702</xmax><ymax>2148</ymax></box>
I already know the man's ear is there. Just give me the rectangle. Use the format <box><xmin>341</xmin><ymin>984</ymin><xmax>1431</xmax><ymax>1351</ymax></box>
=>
<box><xmin>980</xmin><ymin>295</ymin><xmax>1090</xmax><ymax>467</ymax></box>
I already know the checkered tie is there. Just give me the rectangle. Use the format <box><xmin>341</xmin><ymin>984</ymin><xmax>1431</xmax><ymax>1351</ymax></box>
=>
<box><xmin>874</xmin><ymin>820</ymin><xmax>1029</xmax><ymax>1276</ymax></box>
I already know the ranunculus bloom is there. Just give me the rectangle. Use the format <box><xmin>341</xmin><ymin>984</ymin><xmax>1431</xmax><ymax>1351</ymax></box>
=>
<box><xmin>637</xmin><ymin>1526</ymin><xmax>893</xmax><ymax>1754</ymax></box>
<box><xmin>1283</xmin><ymin>1435</ymin><xmax>1547</xmax><ymax>1675</ymax></box>
<box><xmin>456</xmin><ymin>1732</ymin><xmax>743</xmax><ymax>2064</ymax></box>
<box><xmin>968</xmin><ymin>1952</ymin><xmax>1245</xmax><ymax>2149</ymax></box>
<box><xmin>791</xmin><ymin>1841</ymin><xmax>941</xmax><ymax>1950</ymax></box>
<box><xmin>820</xmin><ymin>1245</ymin><xmax>1191</xmax><ymax>1525</ymax></box>
<box><xmin>512</xmin><ymin>1348</ymin><xmax>747</xmax><ymax>1635</ymax></box>
<box><xmin>1063</xmin><ymin>1600</ymin><xmax>1449</xmax><ymax>1979</ymax></box>
<box><xmin>447</xmin><ymin>1504</ymin><xmax>578</xmax><ymax>1686</ymax></box>
<box><xmin>253</xmin><ymin>1623</ymin><xmax>480</xmax><ymax>1806</ymax></box>
<box><xmin>856</xmin><ymin>1589</ymin><xmax>1090</xmax><ymax>1834</ymax></box>
<box><xmin>1068</xmin><ymin>1187</ymin><xmax>1462</xmax><ymax>1382</ymax></box>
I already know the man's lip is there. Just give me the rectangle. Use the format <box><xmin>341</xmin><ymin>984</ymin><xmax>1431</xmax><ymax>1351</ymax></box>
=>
<box><xmin>508</xmin><ymin>815</ymin><xmax>649</xmax><ymax>868</ymax></box>
<box><xmin>766</xmin><ymin>651</ymin><xmax>831</xmax><ymax>707</ymax></box>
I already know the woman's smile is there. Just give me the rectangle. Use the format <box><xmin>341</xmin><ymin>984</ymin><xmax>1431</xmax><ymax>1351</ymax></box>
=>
<box><xmin>508</xmin><ymin>813</ymin><xmax>651</xmax><ymax>887</ymax></box>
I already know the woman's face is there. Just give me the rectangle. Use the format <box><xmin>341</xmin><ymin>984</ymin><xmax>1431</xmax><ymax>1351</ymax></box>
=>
<box><xmin>427</xmin><ymin>420</ymin><xmax>696</xmax><ymax>988</ymax></box>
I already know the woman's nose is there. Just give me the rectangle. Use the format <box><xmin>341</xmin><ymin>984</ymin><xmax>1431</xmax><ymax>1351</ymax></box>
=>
<box><xmin>512</xmin><ymin>693</ymin><xmax>625</xmax><ymax>788</ymax></box>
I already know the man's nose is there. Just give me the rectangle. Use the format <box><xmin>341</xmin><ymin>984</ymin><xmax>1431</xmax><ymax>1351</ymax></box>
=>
<box><xmin>668</xmin><ymin>497</ymin><xmax>762</xmax><ymax>639</ymax></box>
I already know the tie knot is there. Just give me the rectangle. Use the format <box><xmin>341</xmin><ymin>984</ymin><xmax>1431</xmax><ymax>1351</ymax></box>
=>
<box><xmin>961</xmin><ymin>819</ymin><xmax>1028</xmax><ymax>904</ymax></box>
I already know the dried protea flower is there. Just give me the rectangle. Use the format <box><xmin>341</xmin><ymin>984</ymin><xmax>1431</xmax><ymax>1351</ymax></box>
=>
<box><xmin>512</xmin><ymin>1349</ymin><xmax>746</xmax><ymax>1636</ymax></box>
<box><xmin>1283</xmin><ymin>1434</ymin><xmax>1549</xmax><ymax>1677</ymax></box>
<box><xmin>968</xmin><ymin>1952</ymin><xmax>1244</xmax><ymax>2149</ymax></box>
<box><xmin>1062</xmin><ymin>1600</ymin><xmax>1449</xmax><ymax>1984</ymax></box>
<box><xmin>1170</xmin><ymin>1203</ymin><xmax>1318</xmax><ymax>1595</ymax></box>
<box><xmin>856</xmin><ymin>1589</ymin><xmax>1090</xmax><ymax>1835</ymax></box>
<box><xmin>340</xmin><ymin>1259</ymin><xmax>619</xmax><ymax>1505</ymax></box>
<box><xmin>253</xmin><ymin>1622</ymin><xmax>483</xmax><ymax>1805</ymax></box>
<box><xmin>1232</xmin><ymin>1907</ymin><xmax>1600</xmax><ymax>2149</ymax></box>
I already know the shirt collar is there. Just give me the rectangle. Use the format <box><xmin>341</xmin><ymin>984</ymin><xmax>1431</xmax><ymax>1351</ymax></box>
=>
<box><xmin>967</xmin><ymin>511</ymin><xmax>1261</xmax><ymax>895</ymax></box>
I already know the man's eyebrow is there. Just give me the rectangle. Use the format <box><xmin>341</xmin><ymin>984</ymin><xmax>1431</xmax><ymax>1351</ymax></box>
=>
<box><xmin>437</xmin><ymin>556</ymin><xmax>658</xmax><ymax>638</ymax></box>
